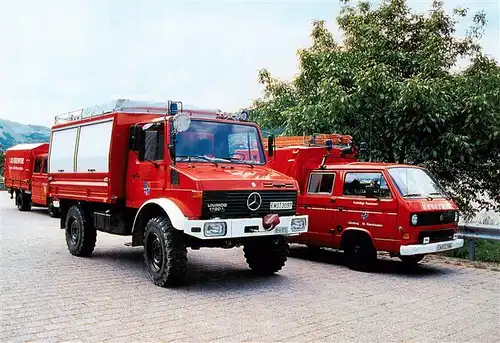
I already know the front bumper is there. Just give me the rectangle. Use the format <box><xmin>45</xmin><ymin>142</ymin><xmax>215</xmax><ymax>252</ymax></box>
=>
<box><xmin>181</xmin><ymin>215</ymin><xmax>308</xmax><ymax>240</ymax></box>
<box><xmin>399</xmin><ymin>238</ymin><xmax>464</xmax><ymax>256</ymax></box>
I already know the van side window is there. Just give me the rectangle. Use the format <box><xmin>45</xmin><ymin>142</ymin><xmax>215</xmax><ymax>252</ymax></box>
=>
<box><xmin>42</xmin><ymin>157</ymin><xmax>48</xmax><ymax>173</ymax></box>
<box><xmin>307</xmin><ymin>173</ymin><xmax>335</xmax><ymax>194</ymax></box>
<box><xmin>343</xmin><ymin>172</ymin><xmax>391</xmax><ymax>198</ymax></box>
<box><xmin>34</xmin><ymin>158</ymin><xmax>42</xmax><ymax>173</ymax></box>
<box><xmin>144</xmin><ymin>124</ymin><xmax>164</xmax><ymax>161</ymax></box>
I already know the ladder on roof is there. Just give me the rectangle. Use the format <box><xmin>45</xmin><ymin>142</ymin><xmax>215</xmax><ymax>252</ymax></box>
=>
<box><xmin>264</xmin><ymin>133</ymin><xmax>353</xmax><ymax>149</ymax></box>
<box><xmin>53</xmin><ymin>99</ymin><xmax>184</xmax><ymax>125</ymax></box>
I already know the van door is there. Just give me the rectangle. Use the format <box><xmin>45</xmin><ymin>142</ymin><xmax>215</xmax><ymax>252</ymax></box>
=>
<box><xmin>336</xmin><ymin>171</ymin><xmax>398</xmax><ymax>248</ymax></box>
<box><xmin>298</xmin><ymin>171</ymin><xmax>337</xmax><ymax>247</ymax></box>
<box><xmin>31</xmin><ymin>157</ymin><xmax>46</xmax><ymax>206</ymax></box>
<box><xmin>126</xmin><ymin>122</ymin><xmax>166</xmax><ymax>208</ymax></box>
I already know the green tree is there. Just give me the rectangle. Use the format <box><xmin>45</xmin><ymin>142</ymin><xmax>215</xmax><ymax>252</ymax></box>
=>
<box><xmin>252</xmin><ymin>0</ymin><xmax>500</xmax><ymax>218</ymax></box>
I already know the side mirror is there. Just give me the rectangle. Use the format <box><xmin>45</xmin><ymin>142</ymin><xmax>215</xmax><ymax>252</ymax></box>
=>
<box><xmin>268</xmin><ymin>135</ymin><xmax>275</xmax><ymax>157</ymax></box>
<box><xmin>359</xmin><ymin>142</ymin><xmax>368</xmax><ymax>153</ymax></box>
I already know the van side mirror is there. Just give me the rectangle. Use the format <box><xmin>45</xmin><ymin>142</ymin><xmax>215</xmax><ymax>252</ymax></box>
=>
<box><xmin>268</xmin><ymin>135</ymin><xmax>275</xmax><ymax>157</ymax></box>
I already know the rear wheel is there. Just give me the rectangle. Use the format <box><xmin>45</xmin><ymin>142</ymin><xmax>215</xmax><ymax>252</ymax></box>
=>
<box><xmin>16</xmin><ymin>192</ymin><xmax>31</xmax><ymax>212</ymax></box>
<box><xmin>343</xmin><ymin>234</ymin><xmax>377</xmax><ymax>271</ymax></box>
<box><xmin>400</xmin><ymin>254</ymin><xmax>425</xmax><ymax>267</ymax></box>
<box><xmin>65</xmin><ymin>205</ymin><xmax>97</xmax><ymax>257</ymax></box>
<box><xmin>143</xmin><ymin>216</ymin><xmax>187</xmax><ymax>287</ymax></box>
<box><xmin>244</xmin><ymin>236</ymin><xmax>289</xmax><ymax>275</ymax></box>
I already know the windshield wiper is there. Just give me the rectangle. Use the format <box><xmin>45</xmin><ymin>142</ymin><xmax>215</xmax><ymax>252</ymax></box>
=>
<box><xmin>176</xmin><ymin>155</ymin><xmax>218</xmax><ymax>167</ymax></box>
<box><xmin>222</xmin><ymin>157</ymin><xmax>254</xmax><ymax>169</ymax></box>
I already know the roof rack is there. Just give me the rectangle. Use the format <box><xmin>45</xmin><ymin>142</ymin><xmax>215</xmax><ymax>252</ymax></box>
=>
<box><xmin>54</xmin><ymin>99</ymin><xmax>223</xmax><ymax>125</ymax></box>
<box><xmin>266</xmin><ymin>133</ymin><xmax>352</xmax><ymax>149</ymax></box>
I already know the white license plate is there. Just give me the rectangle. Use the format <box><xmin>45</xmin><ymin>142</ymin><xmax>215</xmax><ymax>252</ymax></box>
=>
<box><xmin>270</xmin><ymin>201</ymin><xmax>293</xmax><ymax>210</ymax></box>
<box><xmin>436</xmin><ymin>242</ymin><xmax>453</xmax><ymax>251</ymax></box>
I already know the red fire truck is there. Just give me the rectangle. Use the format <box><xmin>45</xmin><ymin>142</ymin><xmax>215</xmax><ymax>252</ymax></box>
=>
<box><xmin>48</xmin><ymin>99</ymin><xmax>308</xmax><ymax>287</ymax></box>
<box><xmin>4</xmin><ymin>143</ymin><xmax>60</xmax><ymax>217</ymax></box>
<box><xmin>265</xmin><ymin>134</ymin><xmax>464</xmax><ymax>270</ymax></box>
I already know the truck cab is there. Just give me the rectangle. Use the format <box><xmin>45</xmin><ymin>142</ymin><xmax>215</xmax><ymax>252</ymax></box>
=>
<box><xmin>48</xmin><ymin>99</ymin><xmax>308</xmax><ymax>287</ymax></box>
<box><xmin>266</xmin><ymin>134</ymin><xmax>464</xmax><ymax>269</ymax></box>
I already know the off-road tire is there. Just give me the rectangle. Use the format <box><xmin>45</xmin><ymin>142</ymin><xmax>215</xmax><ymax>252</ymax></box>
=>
<box><xmin>343</xmin><ymin>235</ymin><xmax>377</xmax><ymax>271</ymax></box>
<box><xmin>400</xmin><ymin>254</ymin><xmax>425</xmax><ymax>267</ymax></box>
<box><xmin>48</xmin><ymin>200</ymin><xmax>60</xmax><ymax>218</ymax></box>
<box><xmin>16</xmin><ymin>192</ymin><xmax>31</xmax><ymax>212</ymax></box>
<box><xmin>65</xmin><ymin>205</ymin><xmax>97</xmax><ymax>257</ymax></box>
<box><xmin>243</xmin><ymin>236</ymin><xmax>289</xmax><ymax>275</ymax></box>
<box><xmin>143</xmin><ymin>216</ymin><xmax>187</xmax><ymax>287</ymax></box>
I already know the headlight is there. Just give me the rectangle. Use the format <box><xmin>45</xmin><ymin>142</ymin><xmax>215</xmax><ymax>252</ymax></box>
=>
<box><xmin>291</xmin><ymin>218</ymin><xmax>306</xmax><ymax>232</ymax></box>
<box><xmin>411</xmin><ymin>214</ymin><xmax>418</xmax><ymax>226</ymax></box>
<box><xmin>454</xmin><ymin>211</ymin><xmax>459</xmax><ymax>222</ymax></box>
<box><xmin>203</xmin><ymin>222</ymin><xmax>227</xmax><ymax>237</ymax></box>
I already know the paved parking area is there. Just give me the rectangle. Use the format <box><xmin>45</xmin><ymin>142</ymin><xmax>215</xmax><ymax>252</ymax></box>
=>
<box><xmin>1</xmin><ymin>191</ymin><xmax>499</xmax><ymax>343</ymax></box>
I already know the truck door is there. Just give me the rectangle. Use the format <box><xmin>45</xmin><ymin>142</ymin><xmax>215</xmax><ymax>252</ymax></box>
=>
<box><xmin>336</xmin><ymin>171</ymin><xmax>398</xmax><ymax>248</ymax></box>
<box><xmin>126</xmin><ymin>122</ymin><xmax>166</xmax><ymax>208</ymax></box>
<box><xmin>31</xmin><ymin>157</ymin><xmax>46</xmax><ymax>206</ymax></box>
<box><xmin>299</xmin><ymin>171</ymin><xmax>337</xmax><ymax>247</ymax></box>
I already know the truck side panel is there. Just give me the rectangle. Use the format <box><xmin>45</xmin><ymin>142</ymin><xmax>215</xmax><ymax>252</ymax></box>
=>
<box><xmin>4</xmin><ymin>143</ymin><xmax>49</xmax><ymax>191</ymax></box>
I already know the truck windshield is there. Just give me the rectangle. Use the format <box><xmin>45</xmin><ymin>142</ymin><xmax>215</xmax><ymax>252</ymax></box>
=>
<box><xmin>174</xmin><ymin>119</ymin><xmax>265</xmax><ymax>165</ymax></box>
<box><xmin>387</xmin><ymin>167</ymin><xmax>447</xmax><ymax>198</ymax></box>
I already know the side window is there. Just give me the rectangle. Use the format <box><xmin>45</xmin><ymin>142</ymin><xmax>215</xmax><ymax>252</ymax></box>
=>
<box><xmin>343</xmin><ymin>172</ymin><xmax>392</xmax><ymax>198</ymax></box>
<box><xmin>42</xmin><ymin>157</ymin><xmax>48</xmax><ymax>173</ymax></box>
<box><xmin>307</xmin><ymin>173</ymin><xmax>335</xmax><ymax>194</ymax></box>
<box><xmin>34</xmin><ymin>158</ymin><xmax>42</xmax><ymax>173</ymax></box>
<box><xmin>144</xmin><ymin>124</ymin><xmax>164</xmax><ymax>161</ymax></box>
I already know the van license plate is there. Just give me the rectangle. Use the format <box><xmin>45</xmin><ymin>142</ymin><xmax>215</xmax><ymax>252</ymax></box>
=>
<box><xmin>436</xmin><ymin>242</ymin><xmax>452</xmax><ymax>251</ymax></box>
<box><xmin>270</xmin><ymin>201</ymin><xmax>293</xmax><ymax>210</ymax></box>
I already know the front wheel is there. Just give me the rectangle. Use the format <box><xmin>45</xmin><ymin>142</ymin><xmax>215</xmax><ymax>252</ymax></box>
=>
<box><xmin>143</xmin><ymin>216</ymin><xmax>187</xmax><ymax>287</ymax></box>
<box><xmin>65</xmin><ymin>205</ymin><xmax>97</xmax><ymax>257</ymax></box>
<box><xmin>400</xmin><ymin>254</ymin><xmax>425</xmax><ymax>267</ymax></box>
<box><xmin>243</xmin><ymin>236</ymin><xmax>289</xmax><ymax>275</ymax></box>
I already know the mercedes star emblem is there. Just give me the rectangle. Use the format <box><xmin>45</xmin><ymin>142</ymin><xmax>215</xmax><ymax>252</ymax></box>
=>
<box><xmin>247</xmin><ymin>192</ymin><xmax>262</xmax><ymax>211</ymax></box>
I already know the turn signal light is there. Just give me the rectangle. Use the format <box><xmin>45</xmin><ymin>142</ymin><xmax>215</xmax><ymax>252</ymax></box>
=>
<box><xmin>191</xmin><ymin>190</ymin><xmax>203</xmax><ymax>199</ymax></box>
<box><xmin>402</xmin><ymin>233</ymin><xmax>410</xmax><ymax>240</ymax></box>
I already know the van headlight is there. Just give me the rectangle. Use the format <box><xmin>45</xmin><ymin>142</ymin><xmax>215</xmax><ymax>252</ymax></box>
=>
<box><xmin>454</xmin><ymin>211</ymin><xmax>459</xmax><ymax>222</ymax></box>
<box><xmin>204</xmin><ymin>222</ymin><xmax>227</xmax><ymax>237</ymax></box>
<box><xmin>411</xmin><ymin>214</ymin><xmax>418</xmax><ymax>226</ymax></box>
<box><xmin>291</xmin><ymin>218</ymin><xmax>306</xmax><ymax>232</ymax></box>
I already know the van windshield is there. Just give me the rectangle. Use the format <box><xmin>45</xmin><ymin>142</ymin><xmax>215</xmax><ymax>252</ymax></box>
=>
<box><xmin>174</xmin><ymin>119</ymin><xmax>265</xmax><ymax>165</ymax></box>
<box><xmin>387</xmin><ymin>167</ymin><xmax>447</xmax><ymax>198</ymax></box>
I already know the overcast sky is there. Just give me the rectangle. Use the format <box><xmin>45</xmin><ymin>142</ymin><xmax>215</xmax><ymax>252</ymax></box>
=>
<box><xmin>1</xmin><ymin>0</ymin><xmax>499</xmax><ymax>127</ymax></box>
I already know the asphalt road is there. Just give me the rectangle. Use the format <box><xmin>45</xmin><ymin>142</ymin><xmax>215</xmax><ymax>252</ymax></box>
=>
<box><xmin>1</xmin><ymin>191</ymin><xmax>499</xmax><ymax>343</ymax></box>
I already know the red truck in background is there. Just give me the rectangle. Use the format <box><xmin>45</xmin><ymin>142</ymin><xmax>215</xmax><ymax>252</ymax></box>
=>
<box><xmin>4</xmin><ymin>143</ymin><xmax>60</xmax><ymax>217</ymax></box>
<box><xmin>48</xmin><ymin>99</ymin><xmax>308</xmax><ymax>287</ymax></box>
<box><xmin>265</xmin><ymin>133</ymin><xmax>464</xmax><ymax>270</ymax></box>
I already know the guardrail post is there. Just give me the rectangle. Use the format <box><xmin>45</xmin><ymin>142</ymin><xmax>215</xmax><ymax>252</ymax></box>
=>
<box><xmin>467</xmin><ymin>240</ymin><xmax>476</xmax><ymax>261</ymax></box>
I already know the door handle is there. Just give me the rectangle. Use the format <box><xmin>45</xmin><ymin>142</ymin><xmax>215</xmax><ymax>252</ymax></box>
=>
<box><xmin>330</xmin><ymin>197</ymin><xmax>336</xmax><ymax>203</ymax></box>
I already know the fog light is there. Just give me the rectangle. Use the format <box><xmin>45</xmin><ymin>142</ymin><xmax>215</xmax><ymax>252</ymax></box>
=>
<box><xmin>203</xmin><ymin>222</ymin><xmax>227</xmax><ymax>237</ymax></box>
<box><xmin>453</xmin><ymin>233</ymin><xmax>458</xmax><ymax>240</ymax></box>
<box><xmin>291</xmin><ymin>218</ymin><xmax>306</xmax><ymax>232</ymax></box>
<box><xmin>423</xmin><ymin>237</ymin><xmax>430</xmax><ymax>244</ymax></box>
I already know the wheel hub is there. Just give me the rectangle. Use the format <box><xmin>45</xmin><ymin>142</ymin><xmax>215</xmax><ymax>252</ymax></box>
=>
<box><xmin>146</xmin><ymin>233</ymin><xmax>163</xmax><ymax>273</ymax></box>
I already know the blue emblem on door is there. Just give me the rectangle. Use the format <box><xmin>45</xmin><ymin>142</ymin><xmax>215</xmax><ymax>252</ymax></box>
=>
<box><xmin>143</xmin><ymin>181</ymin><xmax>151</xmax><ymax>196</ymax></box>
<box><xmin>361</xmin><ymin>212</ymin><xmax>368</xmax><ymax>220</ymax></box>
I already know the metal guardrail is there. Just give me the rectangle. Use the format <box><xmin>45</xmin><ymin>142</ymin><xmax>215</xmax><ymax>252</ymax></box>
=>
<box><xmin>457</xmin><ymin>223</ymin><xmax>500</xmax><ymax>261</ymax></box>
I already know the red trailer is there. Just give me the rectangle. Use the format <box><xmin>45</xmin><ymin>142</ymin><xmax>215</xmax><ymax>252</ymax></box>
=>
<box><xmin>4</xmin><ymin>143</ymin><xmax>59</xmax><ymax>216</ymax></box>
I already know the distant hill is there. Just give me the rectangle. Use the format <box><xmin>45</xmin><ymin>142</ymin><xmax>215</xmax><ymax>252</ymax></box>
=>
<box><xmin>0</xmin><ymin>119</ymin><xmax>50</xmax><ymax>150</ymax></box>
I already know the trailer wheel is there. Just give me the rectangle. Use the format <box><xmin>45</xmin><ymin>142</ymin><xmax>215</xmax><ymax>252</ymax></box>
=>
<box><xmin>343</xmin><ymin>234</ymin><xmax>377</xmax><ymax>271</ymax></box>
<box><xmin>65</xmin><ymin>205</ymin><xmax>97</xmax><ymax>257</ymax></box>
<box><xmin>400</xmin><ymin>254</ymin><xmax>425</xmax><ymax>267</ymax></box>
<box><xmin>143</xmin><ymin>216</ymin><xmax>187</xmax><ymax>287</ymax></box>
<box><xmin>48</xmin><ymin>200</ymin><xmax>60</xmax><ymax>218</ymax></box>
<box><xmin>16</xmin><ymin>192</ymin><xmax>31</xmax><ymax>212</ymax></box>
<box><xmin>243</xmin><ymin>236</ymin><xmax>289</xmax><ymax>275</ymax></box>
